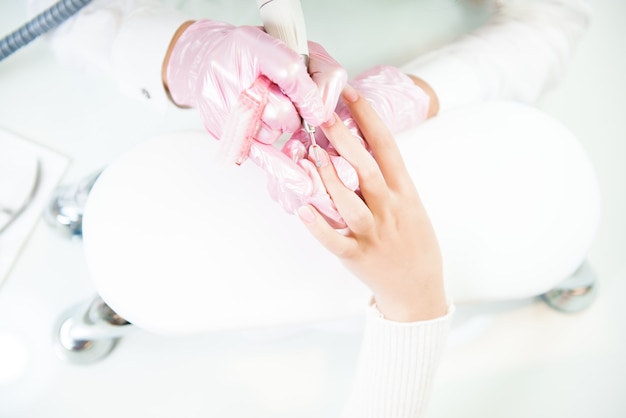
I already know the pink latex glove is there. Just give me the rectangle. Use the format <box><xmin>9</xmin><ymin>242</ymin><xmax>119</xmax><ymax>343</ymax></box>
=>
<box><xmin>165</xmin><ymin>20</ymin><xmax>346</xmax><ymax>146</ymax></box>
<box><xmin>247</xmin><ymin>65</ymin><xmax>428</xmax><ymax>228</ymax></box>
<box><xmin>165</xmin><ymin>19</ymin><xmax>349</xmax><ymax>224</ymax></box>
<box><xmin>248</xmin><ymin>140</ymin><xmax>346</xmax><ymax>229</ymax></box>
<box><xmin>339</xmin><ymin>65</ymin><xmax>431</xmax><ymax>139</ymax></box>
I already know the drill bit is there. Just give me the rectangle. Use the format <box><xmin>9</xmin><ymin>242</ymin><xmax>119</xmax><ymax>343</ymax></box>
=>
<box><xmin>303</xmin><ymin>120</ymin><xmax>322</xmax><ymax>167</ymax></box>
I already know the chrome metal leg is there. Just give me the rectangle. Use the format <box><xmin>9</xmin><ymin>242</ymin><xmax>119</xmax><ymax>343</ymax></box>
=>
<box><xmin>541</xmin><ymin>260</ymin><xmax>598</xmax><ymax>313</ymax></box>
<box><xmin>53</xmin><ymin>295</ymin><xmax>134</xmax><ymax>364</ymax></box>
<box><xmin>44</xmin><ymin>170</ymin><xmax>102</xmax><ymax>238</ymax></box>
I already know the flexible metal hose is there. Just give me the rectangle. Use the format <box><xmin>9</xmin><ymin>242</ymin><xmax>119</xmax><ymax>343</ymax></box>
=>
<box><xmin>0</xmin><ymin>0</ymin><xmax>93</xmax><ymax>61</ymax></box>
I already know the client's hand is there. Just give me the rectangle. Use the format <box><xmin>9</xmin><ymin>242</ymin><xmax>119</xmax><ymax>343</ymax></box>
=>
<box><xmin>164</xmin><ymin>20</ymin><xmax>346</xmax><ymax>146</ymax></box>
<box><xmin>296</xmin><ymin>85</ymin><xmax>447</xmax><ymax>322</ymax></box>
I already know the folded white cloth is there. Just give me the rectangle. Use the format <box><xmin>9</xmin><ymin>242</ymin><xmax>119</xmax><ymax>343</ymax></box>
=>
<box><xmin>0</xmin><ymin>133</ymin><xmax>40</xmax><ymax>233</ymax></box>
<box><xmin>0</xmin><ymin>128</ymin><xmax>69</xmax><ymax>286</ymax></box>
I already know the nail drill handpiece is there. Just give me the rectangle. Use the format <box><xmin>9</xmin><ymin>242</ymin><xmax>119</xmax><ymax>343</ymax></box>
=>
<box><xmin>256</xmin><ymin>0</ymin><xmax>322</xmax><ymax>166</ymax></box>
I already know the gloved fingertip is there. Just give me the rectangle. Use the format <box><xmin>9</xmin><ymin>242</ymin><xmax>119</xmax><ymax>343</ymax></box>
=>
<box><xmin>254</xmin><ymin>125</ymin><xmax>281</xmax><ymax>145</ymax></box>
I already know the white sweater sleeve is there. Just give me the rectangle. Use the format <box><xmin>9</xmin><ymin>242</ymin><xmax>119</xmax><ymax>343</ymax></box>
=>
<box><xmin>340</xmin><ymin>303</ymin><xmax>454</xmax><ymax>418</ymax></box>
<box><xmin>402</xmin><ymin>0</ymin><xmax>593</xmax><ymax>113</ymax></box>
<box><xmin>27</xmin><ymin>0</ymin><xmax>189</xmax><ymax>110</ymax></box>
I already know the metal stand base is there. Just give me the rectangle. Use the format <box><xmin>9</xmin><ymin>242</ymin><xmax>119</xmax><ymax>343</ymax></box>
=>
<box><xmin>53</xmin><ymin>295</ymin><xmax>133</xmax><ymax>364</ymax></box>
<box><xmin>541</xmin><ymin>261</ymin><xmax>598</xmax><ymax>313</ymax></box>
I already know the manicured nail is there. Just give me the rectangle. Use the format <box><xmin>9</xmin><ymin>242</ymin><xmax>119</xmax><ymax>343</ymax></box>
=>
<box><xmin>321</xmin><ymin>113</ymin><xmax>338</xmax><ymax>128</ymax></box>
<box><xmin>297</xmin><ymin>206</ymin><xmax>316</xmax><ymax>224</ymax></box>
<box><xmin>342</xmin><ymin>84</ymin><xmax>359</xmax><ymax>103</ymax></box>
<box><xmin>309</xmin><ymin>144</ymin><xmax>330</xmax><ymax>167</ymax></box>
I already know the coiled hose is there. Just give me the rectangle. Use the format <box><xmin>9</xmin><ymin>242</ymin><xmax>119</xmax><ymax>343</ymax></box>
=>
<box><xmin>0</xmin><ymin>0</ymin><xmax>93</xmax><ymax>62</ymax></box>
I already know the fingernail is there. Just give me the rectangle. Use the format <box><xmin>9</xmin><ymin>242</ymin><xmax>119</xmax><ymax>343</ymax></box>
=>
<box><xmin>297</xmin><ymin>206</ymin><xmax>316</xmax><ymax>224</ymax></box>
<box><xmin>321</xmin><ymin>113</ymin><xmax>338</xmax><ymax>128</ymax></box>
<box><xmin>309</xmin><ymin>144</ymin><xmax>330</xmax><ymax>167</ymax></box>
<box><xmin>342</xmin><ymin>84</ymin><xmax>359</xmax><ymax>103</ymax></box>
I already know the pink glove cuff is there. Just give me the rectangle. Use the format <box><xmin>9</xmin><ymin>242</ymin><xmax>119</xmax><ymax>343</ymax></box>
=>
<box><xmin>166</xmin><ymin>20</ymin><xmax>233</xmax><ymax>110</ymax></box>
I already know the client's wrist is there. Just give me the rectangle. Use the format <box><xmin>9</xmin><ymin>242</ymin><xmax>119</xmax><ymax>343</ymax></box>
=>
<box><xmin>373</xmin><ymin>277</ymin><xmax>447</xmax><ymax>322</ymax></box>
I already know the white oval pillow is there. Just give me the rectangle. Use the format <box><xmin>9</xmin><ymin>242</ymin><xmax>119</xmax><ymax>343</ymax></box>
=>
<box><xmin>83</xmin><ymin>101</ymin><xmax>600</xmax><ymax>335</ymax></box>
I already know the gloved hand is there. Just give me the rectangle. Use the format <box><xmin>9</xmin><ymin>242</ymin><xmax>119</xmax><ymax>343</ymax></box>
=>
<box><xmin>292</xmin><ymin>65</ymin><xmax>432</xmax><ymax>147</ymax></box>
<box><xmin>165</xmin><ymin>19</ymin><xmax>350</xmax><ymax>223</ymax></box>
<box><xmin>165</xmin><ymin>19</ymin><xmax>347</xmax><ymax>146</ymax></box>
<box><xmin>286</xmin><ymin>65</ymin><xmax>431</xmax><ymax>192</ymax></box>
<box><xmin>335</xmin><ymin>65</ymin><xmax>431</xmax><ymax>145</ymax></box>
<box><xmin>248</xmin><ymin>140</ymin><xmax>347</xmax><ymax>229</ymax></box>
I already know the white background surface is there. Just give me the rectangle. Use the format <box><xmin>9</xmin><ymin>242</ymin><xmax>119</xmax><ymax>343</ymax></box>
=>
<box><xmin>0</xmin><ymin>0</ymin><xmax>625</xmax><ymax>417</ymax></box>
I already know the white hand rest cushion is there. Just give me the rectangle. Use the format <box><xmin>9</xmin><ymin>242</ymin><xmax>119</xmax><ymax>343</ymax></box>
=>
<box><xmin>82</xmin><ymin>102</ymin><xmax>600</xmax><ymax>336</ymax></box>
<box><xmin>82</xmin><ymin>130</ymin><xmax>372</xmax><ymax>336</ymax></box>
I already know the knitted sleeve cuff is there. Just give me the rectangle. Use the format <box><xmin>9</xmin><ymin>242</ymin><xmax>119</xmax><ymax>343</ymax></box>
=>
<box><xmin>340</xmin><ymin>302</ymin><xmax>454</xmax><ymax>418</ymax></box>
